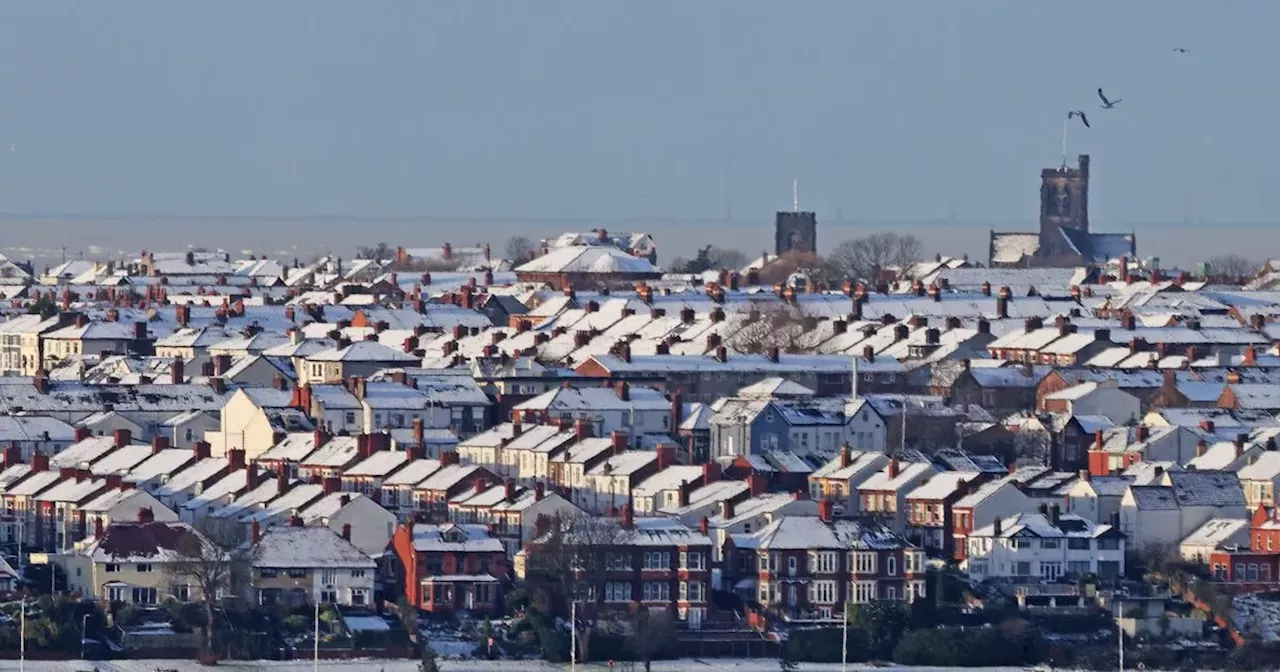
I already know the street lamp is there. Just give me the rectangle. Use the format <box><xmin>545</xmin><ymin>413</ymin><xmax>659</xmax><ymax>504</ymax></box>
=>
<box><xmin>81</xmin><ymin>612</ymin><xmax>90</xmax><ymax>660</ymax></box>
<box><xmin>17</xmin><ymin>516</ymin><xmax>25</xmax><ymax>672</ymax></box>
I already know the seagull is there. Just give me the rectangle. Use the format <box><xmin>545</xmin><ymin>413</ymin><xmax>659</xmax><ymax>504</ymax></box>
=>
<box><xmin>1097</xmin><ymin>88</ymin><xmax>1121</xmax><ymax>109</ymax></box>
<box><xmin>1068</xmin><ymin>110</ymin><xmax>1090</xmax><ymax>128</ymax></box>
<box><xmin>1173</xmin><ymin>47</ymin><xmax>1189</xmax><ymax>53</ymax></box>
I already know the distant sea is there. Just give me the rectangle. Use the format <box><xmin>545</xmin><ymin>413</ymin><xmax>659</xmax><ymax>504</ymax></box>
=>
<box><xmin>0</xmin><ymin>214</ymin><xmax>1268</xmax><ymax>270</ymax></box>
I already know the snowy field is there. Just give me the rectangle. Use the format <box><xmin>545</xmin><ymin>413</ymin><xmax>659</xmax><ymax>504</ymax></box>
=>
<box><xmin>7</xmin><ymin>660</ymin><xmax>1034</xmax><ymax>672</ymax></box>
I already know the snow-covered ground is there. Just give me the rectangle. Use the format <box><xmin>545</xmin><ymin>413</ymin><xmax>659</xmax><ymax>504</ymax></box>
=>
<box><xmin>12</xmin><ymin>660</ymin><xmax>1033</xmax><ymax>672</ymax></box>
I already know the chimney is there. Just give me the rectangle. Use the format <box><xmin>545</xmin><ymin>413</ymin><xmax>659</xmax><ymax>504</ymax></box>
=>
<box><xmin>840</xmin><ymin>444</ymin><xmax>852</xmax><ymax>468</ymax></box>
<box><xmin>74</xmin><ymin>426</ymin><xmax>92</xmax><ymax>443</ymax></box>
<box><xmin>699</xmin><ymin>516</ymin><xmax>709</xmax><ymax>535</ymax></box>
<box><xmin>995</xmin><ymin>297</ymin><xmax>1008</xmax><ymax>319</ymax></box>
<box><xmin>615</xmin><ymin>380</ymin><xmax>630</xmax><ymax>402</ymax></box>
<box><xmin>610</xmin><ymin>430</ymin><xmax>628</xmax><ymax>454</ymax></box>
<box><xmin>1200</xmin><ymin>420</ymin><xmax>1216</xmax><ymax>434</ymax></box>
<box><xmin>887</xmin><ymin>458</ymin><xmax>899</xmax><ymax>478</ymax></box>
<box><xmin>1245</xmin><ymin>346</ymin><xmax>1258</xmax><ymax>366</ymax></box>
<box><xmin>1195</xmin><ymin>439</ymin><xmax>1208</xmax><ymax>457</ymax></box>
<box><xmin>93</xmin><ymin>516</ymin><xmax>104</xmax><ymax>539</ymax></box>
<box><xmin>765</xmin><ymin>346</ymin><xmax>780</xmax><ymax>364</ymax></box>
<box><xmin>223</xmin><ymin>448</ymin><xmax>244</xmax><ymax>471</ymax></box>
<box><xmin>341</xmin><ymin>523</ymin><xmax>351</xmax><ymax>541</ymax></box>
<box><xmin>504</xmin><ymin>478</ymin><xmax>516</xmax><ymax>501</ymax></box>
<box><xmin>574</xmin><ymin>418</ymin><xmax>593</xmax><ymax>442</ymax></box>
<box><xmin>137</xmin><ymin>507</ymin><xmax>155</xmax><ymax>524</ymax></box>
<box><xmin>818</xmin><ymin>499</ymin><xmax>834</xmax><ymax>523</ymax></box>
<box><xmin>748</xmin><ymin>474</ymin><xmax>767</xmax><ymax>497</ymax></box>
<box><xmin>657</xmin><ymin>443</ymin><xmax>676</xmax><ymax>471</ymax></box>
<box><xmin>993</xmin><ymin>517</ymin><xmax>1003</xmax><ymax>536</ymax></box>
<box><xmin>210</xmin><ymin>377</ymin><xmax>226</xmax><ymax>394</ymax></box>
<box><xmin>170</xmin><ymin>358</ymin><xmax>185</xmax><ymax>385</ymax></box>
<box><xmin>1135</xmin><ymin>426</ymin><xmax>1149</xmax><ymax>442</ymax></box>
<box><xmin>702</xmin><ymin>461</ymin><xmax>721</xmax><ymax>485</ymax></box>
<box><xmin>1094</xmin><ymin>429</ymin><xmax>1105</xmax><ymax>450</ymax></box>
<box><xmin>134</xmin><ymin>321</ymin><xmax>147</xmax><ymax>341</ymax></box>
<box><xmin>195</xmin><ymin>441</ymin><xmax>212</xmax><ymax>460</ymax></box>
<box><xmin>440</xmin><ymin>450</ymin><xmax>460</xmax><ymax>467</ymax></box>
<box><xmin>151</xmin><ymin>435</ymin><xmax>170</xmax><ymax>454</ymax></box>
<box><xmin>323</xmin><ymin>476</ymin><xmax>340</xmax><ymax>494</ymax></box>
<box><xmin>621</xmin><ymin>502</ymin><xmax>634</xmax><ymax>530</ymax></box>
<box><xmin>113</xmin><ymin>428</ymin><xmax>132</xmax><ymax>448</ymax></box>
<box><xmin>277</xmin><ymin>469</ymin><xmax>290</xmax><ymax>495</ymax></box>
<box><xmin>31</xmin><ymin>452</ymin><xmax>49</xmax><ymax>473</ymax></box>
<box><xmin>714</xmin><ymin>345</ymin><xmax>727</xmax><ymax>363</ymax></box>
<box><xmin>721</xmin><ymin>499</ymin><xmax>736</xmax><ymax>520</ymax></box>
<box><xmin>1078</xmin><ymin>468</ymin><xmax>1090</xmax><ymax>482</ymax></box>
<box><xmin>290</xmin><ymin>515</ymin><xmax>304</xmax><ymax>527</ymax></box>
<box><xmin>669</xmin><ymin>391</ymin><xmax>684</xmax><ymax>433</ymax></box>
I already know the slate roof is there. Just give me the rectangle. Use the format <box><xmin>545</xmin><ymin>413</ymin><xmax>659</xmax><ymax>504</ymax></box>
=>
<box><xmin>1165</xmin><ymin>470</ymin><xmax>1246</xmax><ymax>508</ymax></box>
<box><xmin>252</xmin><ymin>526</ymin><xmax>377</xmax><ymax>568</ymax></box>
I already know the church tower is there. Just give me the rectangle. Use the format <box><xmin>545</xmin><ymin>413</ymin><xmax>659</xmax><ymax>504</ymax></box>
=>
<box><xmin>775</xmin><ymin>211</ymin><xmax>817</xmax><ymax>256</ymax></box>
<box><xmin>1037</xmin><ymin>154</ymin><xmax>1089</xmax><ymax>258</ymax></box>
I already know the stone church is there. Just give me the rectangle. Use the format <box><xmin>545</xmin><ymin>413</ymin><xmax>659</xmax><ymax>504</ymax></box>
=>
<box><xmin>774</xmin><ymin>210</ymin><xmax>817</xmax><ymax>256</ymax></box>
<box><xmin>989</xmin><ymin>154</ymin><xmax>1136</xmax><ymax>267</ymax></box>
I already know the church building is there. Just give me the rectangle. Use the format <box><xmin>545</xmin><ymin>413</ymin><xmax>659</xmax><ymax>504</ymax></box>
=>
<box><xmin>989</xmin><ymin>154</ymin><xmax>1136</xmax><ymax>268</ymax></box>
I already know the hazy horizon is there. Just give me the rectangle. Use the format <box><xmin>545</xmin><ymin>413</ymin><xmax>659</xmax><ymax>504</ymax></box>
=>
<box><xmin>0</xmin><ymin>214</ymin><xmax>1268</xmax><ymax>270</ymax></box>
<box><xmin>0</xmin><ymin>1</ymin><xmax>1276</xmax><ymax>265</ymax></box>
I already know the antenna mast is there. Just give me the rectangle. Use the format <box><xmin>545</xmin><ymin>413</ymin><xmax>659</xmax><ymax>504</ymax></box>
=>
<box><xmin>1061</xmin><ymin>119</ymin><xmax>1068</xmax><ymax>169</ymax></box>
<box><xmin>793</xmin><ymin>179</ymin><xmax>799</xmax><ymax>212</ymax></box>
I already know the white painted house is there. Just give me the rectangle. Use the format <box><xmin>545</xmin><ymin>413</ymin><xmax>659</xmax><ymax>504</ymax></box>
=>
<box><xmin>965</xmin><ymin>511</ymin><xmax>1125</xmax><ymax>582</ymax></box>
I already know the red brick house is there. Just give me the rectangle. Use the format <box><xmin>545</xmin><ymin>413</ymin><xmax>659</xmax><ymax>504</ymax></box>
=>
<box><xmin>391</xmin><ymin>522</ymin><xmax>509</xmax><ymax>615</ymax></box>
<box><xmin>516</xmin><ymin>507</ymin><xmax>714</xmax><ymax>623</ymax></box>
<box><xmin>1202</xmin><ymin>505</ymin><xmax>1280</xmax><ymax>591</ymax></box>
<box><xmin>410</xmin><ymin>452</ymin><xmax>498</xmax><ymax>523</ymax></box>
<box><xmin>721</xmin><ymin>501</ymin><xmax>925</xmax><ymax>620</ymax></box>
<box><xmin>904</xmin><ymin>472</ymin><xmax>983</xmax><ymax>558</ymax></box>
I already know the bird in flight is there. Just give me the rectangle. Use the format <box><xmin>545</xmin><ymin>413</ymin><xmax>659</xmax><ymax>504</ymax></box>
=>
<box><xmin>1173</xmin><ymin>47</ymin><xmax>1189</xmax><ymax>53</ymax></box>
<box><xmin>1097</xmin><ymin>88</ymin><xmax>1122</xmax><ymax>109</ymax></box>
<box><xmin>1068</xmin><ymin>111</ymin><xmax>1090</xmax><ymax>128</ymax></box>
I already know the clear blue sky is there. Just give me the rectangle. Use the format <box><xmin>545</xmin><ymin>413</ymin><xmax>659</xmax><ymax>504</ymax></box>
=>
<box><xmin>0</xmin><ymin>1</ymin><xmax>1270</xmax><ymax>226</ymax></box>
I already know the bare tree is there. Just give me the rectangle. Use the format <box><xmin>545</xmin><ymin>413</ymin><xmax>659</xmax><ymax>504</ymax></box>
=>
<box><xmin>726</xmin><ymin>302</ymin><xmax>822</xmax><ymax>354</ymax></box>
<box><xmin>1205</xmin><ymin>255</ymin><xmax>1258</xmax><ymax>281</ymax></box>
<box><xmin>827</xmin><ymin>233</ymin><xmax>923</xmax><ymax>282</ymax></box>
<box><xmin>356</xmin><ymin>242</ymin><xmax>393</xmax><ymax>261</ymax></box>
<box><xmin>522</xmin><ymin>512</ymin><xmax>631</xmax><ymax>663</ymax></box>
<box><xmin>1011</xmin><ymin>426</ymin><xmax>1052</xmax><ymax>467</ymax></box>
<box><xmin>756</xmin><ymin>251</ymin><xmax>829</xmax><ymax>287</ymax></box>
<box><xmin>505</xmin><ymin>236</ymin><xmax>538</xmax><ymax>263</ymax></box>
<box><xmin>165</xmin><ymin>520</ymin><xmax>241</xmax><ymax>663</ymax></box>
<box><xmin>675</xmin><ymin>245</ymin><xmax>748</xmax><ymax>274</ymax></box>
